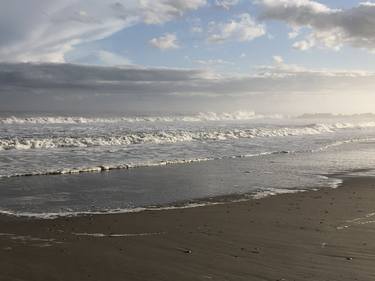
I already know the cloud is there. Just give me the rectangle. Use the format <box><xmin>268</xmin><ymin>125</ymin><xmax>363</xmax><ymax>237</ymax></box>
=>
<box><xmin>0</xmin><ymin>0</ymin><xmax>206</xmax><ymax>63</ymax></box>
<box><xmin>257</xmin><ymin>0</ymin><xmax>375</xmax><ymax>51</ymax></box>
<box><xmin>288</xmin><ymin>28</ymin><xmax>300</xmax><ymax>39</ymax></box>
<box><xmin>149</xmin><ymin>33</ymin><xmax>179</xmax><ymax>50</ymax></box>
<box><xmin>208</xmin><ymin>13</ymin><xmax>266</xmax><ymax>43</ymax></box>
<box><xmin>70</xmin><ymin>50</ymin><xmax>132</xmax><ymax>66</ymax></box>
<box><xmin>215</xmin><ymin>0</ymin><xmax>240</xmax><ymax>9</ymax></box>
<box><xmin>256</xmin><ymin>59</ymin><xmax>317</xmax><ymax>77</ymax></box>
<box><xmin>140</xmin><ymin>0</ymin><xmax>207</xmax><ymax>24</ymax></box>
<box><xmin>1</xmin><ymin>62</ymin><xmax>375</xmax><ymax>114</ymax></box>
<box><xmin>272</xmin><ymin>55</ymin><xmax>284</xmax><ymax>64</ymax></box>
<box><xmin>361</xmin><ymin>1</ymin><xmax>375</xmax><ymax>7</ymax></box>
<box><xmin>193</xmin><ymin>58</ymin><xmax>233</xmax><ymax>65</ymax></box>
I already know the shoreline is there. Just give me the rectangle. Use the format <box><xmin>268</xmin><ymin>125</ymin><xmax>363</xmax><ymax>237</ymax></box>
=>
<box><xmin>1</xmin><ymin>176</ymin><xmax>375</xmax><ymax>280</ymax></box>
<box><xmin>0</xmin><ymin>186</ymin><xmax>306</xmax><ymax>220</ymax></box>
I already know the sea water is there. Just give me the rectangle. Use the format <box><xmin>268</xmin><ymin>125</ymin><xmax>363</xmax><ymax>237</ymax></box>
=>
<box><xmin>1</xmin><ymin>111</ymin><xmax>375</xmax><ymax>218</ymax></box>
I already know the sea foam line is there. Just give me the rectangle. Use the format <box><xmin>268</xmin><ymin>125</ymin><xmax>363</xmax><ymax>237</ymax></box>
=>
<box><xmin>2</xmin><ymin>122</ymin><xmax>375</xmax><ymax>151</ymax></box>
<box><xmin>252</xmin><ymin>188</ymin><xmax>305</xmax><ymax>199</ymax></box>
<box><xmin>1</xmin><ymin>135</ymin><xmax>374</xmax><ymax>179</ymax></box>
<box><xmin>337</xmin><ymin>212</ymin><xmax>375</xmax><ymax>230</ymax></box>
<box><xmin>72</xmin><ymin>232</ymin><xmax>166</xmax><ymax>238</ymax></box>
<box><xmin>0</xmin><ymin>111</ymin><xmax>279</xmax><ymax>124</ymax></box>
<box><xmin>0</xmin><ymin>232</ymin><xmax>56</xmax><ymax>242</ymax></box>
<box><xmin>0</xmin><ymin>152</ymin><xmax>281</xmax><ymax>179</ymax></box>
<box><xmin>2</xmin><ymin>111</ymin><xmax>374</xmax><ymax>125</ymax></box>
<box><xmin>0</xmin><ymin>187</ymin><xmax>306</xmax><ymax>220</ymax></box>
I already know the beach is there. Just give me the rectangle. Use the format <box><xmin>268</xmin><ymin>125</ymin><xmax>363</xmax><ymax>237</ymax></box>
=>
<box><xmin>1</xmin><ymin>175</ymin><xmax>375</xmax><ymax>281</ymax></box>
<box><xmin>2</xmin><ymin>0</ymin><xmax>375</xmax><ymax>280</ymax></box>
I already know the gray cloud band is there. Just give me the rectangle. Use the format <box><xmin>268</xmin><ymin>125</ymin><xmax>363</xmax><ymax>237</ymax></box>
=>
<box><xmin>1</xmin><ymin>62</ymin><xmax>373</xmax><ymax>94</ymax></box>
<box><xmin>0</xmin><ymin>63</ymin><xmax>374</xmax><ymax>113</ymax></box>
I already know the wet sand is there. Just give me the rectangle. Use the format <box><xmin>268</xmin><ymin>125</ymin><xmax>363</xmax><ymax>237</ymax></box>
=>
<box><xmin>1</xmin><ymin>176</ymin><xmax>375</xmax><ymax>281</ymax></box>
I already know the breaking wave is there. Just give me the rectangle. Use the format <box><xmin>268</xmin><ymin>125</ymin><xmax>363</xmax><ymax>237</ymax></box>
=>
<box><xmin>297</xmin><ymin>113</ymin><xmax>375</xmax><ymax>119</ymax></box>
<box><xmin>0</xmin><ymin>111</ymin><xmax>281</xmax><ymax>124</ymax></box>
<box><xmin>0</xmin><ymin>152</ymin><xmax>281</xmax><ymax>178</ymax></box>
<box><xmin>0</xmin><ymin>158</ymin><xmax>212</xmax><ymax>178</ymax></box>
<box><xmin>1</xmin><ymin>133</ymin><xmax>373</xmax><ymax>179</ymax></box>
<box><xmin>1</xmin><ymin>122</ymin><xmax>375</xmax><ymax>151</ymax></box>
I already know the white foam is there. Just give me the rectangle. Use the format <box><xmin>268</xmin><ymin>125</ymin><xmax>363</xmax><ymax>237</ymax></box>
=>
<box><xmin>298</xmin><ymin>113</ymin><xmax>375</xmax><ymax>119</ymax></box>
<box><xmin>0</xmin><ymin>200</ymin><xmax>237</xmax><ymax>219</ymax></box>
<box><xmin>337</xmin><ymin>212</ymin><xmax>375</xmax><ymax>230</ymax></box>
<box><xmin>0</xmin><ymin>151</ymin><xmax>298</xmax><ymax>178</ymax></box>
<box><xmin>0</xmin><ymin>232</ymin><xmax>59</xmax><ymax>244</ymax></box>
<box><xmin>0</xmin><ymin>111</ymin><xmax>280</xmax><ymax>125</ymax></box>
<box><xmin>312</xmin><ymin>137</ymin><xmax>375</xmax><ymax>154</ymax></box>
<box><xmin>2</xmin><ymin>122</ymin><xmax>374</xmax><ymax>151</ymax></box>
<box><xmin>252</xmin><ymin>188</ymin><xmax>304</xmax><ymax>199</ymax></box>
<box><xmin>0</xmin><ymin>157</ymin><xmax>215</xmax><ymax>178</ymax></box>
<box><xmin>72</xmin><ymin>232</ymin><xmax>165</xmax><ymax>237</ymax></box>
<box><xmin>316</xmin><ymin>176</ymin><xmax>343</xmax><ymax>189</ymax></box>
<box><xmin>0</xmin><ymin>205</ymin><xmax>216</xmax><ymax>219</ymax></box>
<box><xmin>0</xmin><ymin>187</ymin><xmax>307</xmax><ymax>220</ymax></box>
<box><xmin>2</xmin><ymin>133</ymin><xmax>374</xmax><ymax>179</ymax></box>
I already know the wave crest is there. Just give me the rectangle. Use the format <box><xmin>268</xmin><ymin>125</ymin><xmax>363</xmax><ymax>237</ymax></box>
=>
<box><xmin>1</xmin><ymin>122</ymin><xmax>375</xmax><ymax>151</ymax></box>
<box><xmin>0</xmin><ymin>111</ymin><xmax>280</xmax><ymax>124</ymax></box>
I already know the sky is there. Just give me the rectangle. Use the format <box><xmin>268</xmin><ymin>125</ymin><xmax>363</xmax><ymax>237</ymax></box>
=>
<box><xmin>1</xmin><ymin>0</ymin><xmax>375</xmax><ymax>114</ymax></box>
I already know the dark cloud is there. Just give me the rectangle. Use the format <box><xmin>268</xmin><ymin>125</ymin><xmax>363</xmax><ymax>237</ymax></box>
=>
<box><xmin>1</xmin><ymin>63</ymin><xmax>375</xmax><ymax>114</ymax></box>
<box><xmin>257</xmin><ymin>0</ymin><xmax>375</xmax><ymax>51</ymax></box>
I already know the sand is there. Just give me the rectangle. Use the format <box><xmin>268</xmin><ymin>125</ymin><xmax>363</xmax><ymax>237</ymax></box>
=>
<box><xmin>1</xmin><ymin>176</ymin><xmax>375</xmax><ymax>281</ymax></box>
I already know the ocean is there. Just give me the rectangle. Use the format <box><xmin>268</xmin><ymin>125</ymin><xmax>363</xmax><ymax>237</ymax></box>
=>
<box><xmin>1</xmin><ymin>111</ymin><xmax>375</xmax><ymax>218</ymax></box>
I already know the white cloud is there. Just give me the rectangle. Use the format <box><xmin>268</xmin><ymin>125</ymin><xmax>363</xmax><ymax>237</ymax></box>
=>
<box><xmin>208</xmin><ymin>13</ymin><xmax>266</xmax><ymax>43</ymax></box>
<box><xmin>71</xmin><ymin>50</ymin><xmax>132</xmax><ymax>66</ymax></box>
<box><xmin>273</xmin><ymin>55</ymin><xmax>284</xmax><ymax>64</ymax></box>
<box><xmin>257</xmin><ymin>58</ymin><xmax>311</xmax><ymax>77</ymax></box>
<box><xmin>360</xmin><ymin>1</ymin><xmax>375</xmax><ymax>7</ymax></box>
<box><xmin>292</xmin><ymin>39</ymin><xmax>315</xmax><ymax>51</ymax></box>
<box><xmin>288</xmin><ymin>28</ymin><xmax>300</xmax><ymax>39</ymax></box>
<box><xmin>215</xmin><ymin>0</ymin><xmax>240</xmax><ymax>9</ymax></box>
<box><xmin>257</xmin><ymin>0</ymin><xmax>375</xmax><ymax>51</ymax></box>
<box><xmin>254</xmin><ymin>56</ymin><xmax>375</xmax><ymax>79</ymax></box>
<box><xmin>0</xmin><ymin>0</ymin><xmax>206</xmax><ymax>63</ymax></box>
<box><xmin>149</xmin><ymin>33</ymin><xmax>179</xmax><ymax>50</ymax></box>
<box><xmin>258</xmin><ymin>0</ymin><xmax>332</xmax><ymax>14</ymax></box>
<box><xmin>140</xmin><ymin>0</ymin><xmax>207</xmax><ymax>24</ymax></box>
<box><xmin>193</xmin><ymin>58</ymin><xmax>233</xmax><ymax>65</ymax></box>
<box><xmin>96</xmin><ymin>50</ymin><xmax>132</xmax><ymax>66</ymax></box>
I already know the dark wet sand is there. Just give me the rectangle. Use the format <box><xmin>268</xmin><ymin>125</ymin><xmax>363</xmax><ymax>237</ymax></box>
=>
<box><xmin>1</xmin><ymin>176</ymin><xmax>375</xmax><ymax>281</ymax></box>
